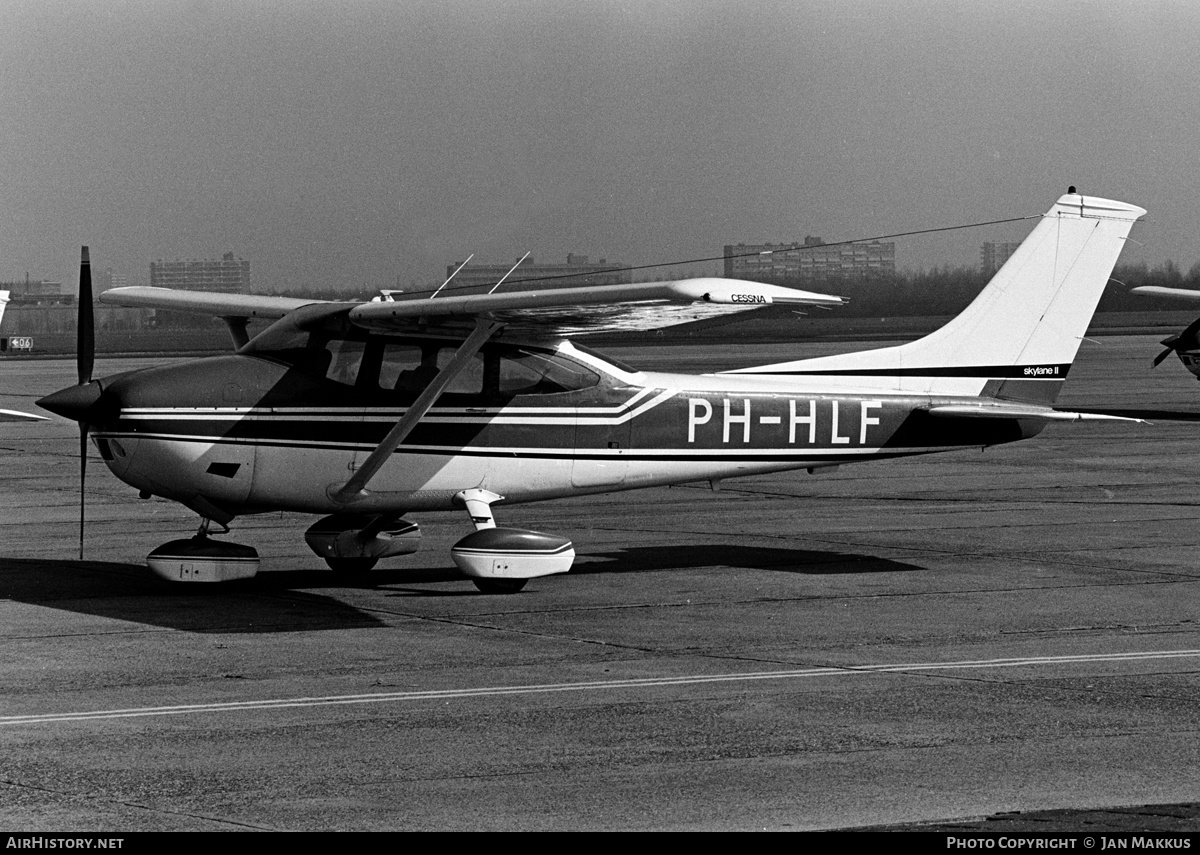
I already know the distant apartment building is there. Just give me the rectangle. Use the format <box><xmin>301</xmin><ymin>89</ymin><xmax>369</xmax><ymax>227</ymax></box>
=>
<box><xmin>445</xmin><ymin>253</ymin><xmax>630</xmax><ymax>292</ymax></box>
<box><xmin>723</xmin><ymin>236</ymin><xmax>895</xmax><ymax>285</ymax></box>
<box><xmin>98</xmin><ymin>268</ymin><xmax>129</xmax><ymax>291</ymax></box>
<box><xmin>150</xmin><ymin>251</ymin><xmax>250</xmax><ymax>293</ymax></box>
<box><xmin>981</xmin><ymin>242</ymin><xmax>1021</xmax><ymax>275</ymax></box>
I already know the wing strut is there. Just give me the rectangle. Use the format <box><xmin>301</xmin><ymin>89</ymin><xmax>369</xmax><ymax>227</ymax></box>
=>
<box><xmin>487</xmin><ymin>252</ymin><xmax>529</xmax><ymax>295</ymax></box>
<box><xmin>330</xmin><ymin>318</ymin><xmax>502</xmax><ymax>504</ymax></box>
<box><xmin>429</xmin><ymin>253</ymin><xmax>473</xmax><ymax>300</ymax></box>
<box><xmin>221</xmin><ymin>316</ymin><xmax>251</xmax><ymax>349</ymax></box>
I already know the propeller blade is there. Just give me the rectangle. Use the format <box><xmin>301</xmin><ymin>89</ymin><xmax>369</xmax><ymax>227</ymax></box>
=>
<box><xmin>76</xmin><ymin>246</ymin><xmax>94</xmax><ymax>557</ymax></box>
<box><xmin>1152</xmin><ymin>317</ymin><xmax>1200</xmax><ymax>368</ymax></box>
<box><xmin>78</xmin><ymin>246</ymin><xmax>94</xmax><ymax>386</ymax></box>
<box><xmin>1181</xmin><ymin>315</ymin><xmax>1200</xmax><ymax>342</ymax></box>
<box><xmin>79</xmin><ymin>423</ymin><xmax>88</xmax><ymax>560</ymax></box>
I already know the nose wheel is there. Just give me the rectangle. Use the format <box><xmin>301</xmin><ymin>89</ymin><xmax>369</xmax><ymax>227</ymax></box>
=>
<box><xmin>323</xmin><ymin>557</ymin><xmax>378</xmax><ymax>573</ymax></box>
<box><xmin>471</xmin><ymin>577</ymin><xmax>528</xmax><ymax>595</ymax></box>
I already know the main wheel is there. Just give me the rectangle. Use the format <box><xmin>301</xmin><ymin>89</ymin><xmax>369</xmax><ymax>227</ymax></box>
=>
<box><xmin>324</xmin><ymin>557</ymin><xmax>378</xmax><ymax>573</ymax></box>
<box><xmin>472</xmin><ymin>577</ymin><xmax>528</xmax><ymax>594</ymax></box>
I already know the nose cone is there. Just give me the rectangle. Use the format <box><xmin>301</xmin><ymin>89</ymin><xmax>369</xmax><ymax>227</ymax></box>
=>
<box><xmin>37</xmin><ymin>380</ymin><xmax>104</xmax><ymax>422</ymax></box>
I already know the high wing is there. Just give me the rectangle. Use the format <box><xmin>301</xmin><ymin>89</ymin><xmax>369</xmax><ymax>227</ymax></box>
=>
<box><xmin>348</xmin><ymin>278</ymin><xmax>843</xmax><ymax>336</ymax></box>
<box><xmin>100</xmin><ymin>278</ymin><xmax>844</xmax><ymax>340</ymax></box>
<box><xmin>99</xmin><ymin>286</ymin><xmax>317</xmax><ymax>318</ymax></box>
<box><xmin>100</xmin><ymin>287</ymin><xmax>326</xmax><ymax>347</ymax></box>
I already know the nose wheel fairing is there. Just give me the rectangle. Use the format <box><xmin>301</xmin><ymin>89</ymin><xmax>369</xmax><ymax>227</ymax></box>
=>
<box><xmin>146</xmin><ymin>536</ymin><xmax>260</xmax><ymax>583</ymax></box>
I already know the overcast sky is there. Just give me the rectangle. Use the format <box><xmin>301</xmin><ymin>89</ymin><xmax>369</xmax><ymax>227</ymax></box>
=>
<box><xmin>3</xmin><ymin>0</ymin><xmax>1198</xmax><ymax>292</ymax></box>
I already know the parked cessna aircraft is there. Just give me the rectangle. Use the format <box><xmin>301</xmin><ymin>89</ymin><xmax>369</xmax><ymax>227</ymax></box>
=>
<box><xmin>1</xmin><ymin>289</ymin><xmax>50</xmax><ymax>423</ymax></box>
<box><xmin>1129</xmin><ymin>284</ymin><xmax>1200</xmax><ymax>378</ymax></box>
<box><xmin>38</xmin><ymin>190</ymin><xmax>1144</xmax><ymax>592</ymax></box>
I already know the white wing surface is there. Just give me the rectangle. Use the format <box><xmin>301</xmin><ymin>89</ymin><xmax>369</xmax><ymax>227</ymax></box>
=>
<box><xmin>99</xmin><ymin>287</ymin><xmax>318</xmax><ymax>319</ymax></box>
<box><xmin>98</xmin><ymin>278</ymin><xmax>844</xmax><ymax>337</ymax></box>
<box><xmin>349</xmin><ymin>277</ymin><xmax>843</xmax><ymax>336</ymax></box>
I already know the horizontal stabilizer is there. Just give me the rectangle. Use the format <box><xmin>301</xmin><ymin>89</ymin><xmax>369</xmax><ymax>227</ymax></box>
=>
<box><xmin>927</xmin><ymin>402</ymin><xmax>1145</xmax><ymax>423</ymax></box>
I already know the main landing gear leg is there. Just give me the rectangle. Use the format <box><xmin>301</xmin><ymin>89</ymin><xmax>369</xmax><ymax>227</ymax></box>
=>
<box><xmin>196</xmin><ymin>516</ymin><xmax>230</xmax><ymax>538</ymax></box>
<box><xmin>449</xmin><ymin>489</ymin><xmax>575</xmax><ymax>595</ymax></box>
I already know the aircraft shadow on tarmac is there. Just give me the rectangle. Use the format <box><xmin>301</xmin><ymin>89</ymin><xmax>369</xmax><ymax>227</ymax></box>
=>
<box><xmin>1</xmin><ymin>543</ymin><xmax>920</xmax><ymax>625</ymax></box>
<box><xmin>570</xmin><ymin>543</ymin><xmax>922</xmax><ymax>576</ymax></box>
<box><xmin>0</xmin><ymin>558</ymin><xmax>403</xmax><ymax>633</ymax></box>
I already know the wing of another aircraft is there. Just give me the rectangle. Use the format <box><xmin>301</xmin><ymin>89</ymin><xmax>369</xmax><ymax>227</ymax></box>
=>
<box><xmin>0</xmin><ymin>409</ymin><xmax>49</xmax><ymax>422</ymax></box>
<box><xmin>1131</xmin><ymin>286</ymin><xmax>1200</xmax><ymax>302</ymax></box>
<box><xmin>100</xmin><ymin>278</ymin><xmax>844</xmax><ymax>338</ymax></box>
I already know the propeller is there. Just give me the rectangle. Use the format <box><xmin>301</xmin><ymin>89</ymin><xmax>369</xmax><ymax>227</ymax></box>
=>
<box><xmin>37</xmin><ymin>248</ymin><xmax>97</xmax><ymax>558</ymax></box>
<box><xmin>1153</xmin><ymin>315</ymin><xmax>1200</xmax><ymax>368</ymax></box>
<box><xmin>76</xmin><ymin>247</ymin><xmax>94</xmax><ymax>558</ymax></box>
<box><xmin>1153</xmin><ymin>336</ymin><xmax>1179</xmax><ymax>368</ymax></box>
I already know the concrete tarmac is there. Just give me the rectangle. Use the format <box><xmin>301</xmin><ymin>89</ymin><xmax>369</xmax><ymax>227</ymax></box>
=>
<box><xmin>3</xmin><ymin>335</ymin><xmax>1200</xmax><ymax>831</ymax></box>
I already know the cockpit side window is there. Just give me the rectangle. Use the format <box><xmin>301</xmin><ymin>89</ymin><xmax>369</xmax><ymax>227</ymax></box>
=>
<box><xmin>381</xmin><ymin>343</ymin><xmax>597</xmax><ymax>402</ymax></box>
<box><xmin>379</xmin><ymin>343</ymin><xmax>429</xmax><ymax>391</ymax></box>
<box><xmin>241</xmin><ymin>305</ymin><xmax>367</xmax><ymax>384</ymax></box>
<box><xmin>494</xmin><ymin>348</ymin><xmax>599</xmax><ymax>396</ymax></box>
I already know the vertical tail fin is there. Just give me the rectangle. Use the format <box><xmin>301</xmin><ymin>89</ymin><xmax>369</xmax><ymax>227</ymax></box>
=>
<box><xmin>729</xmin><ymin>191</ymin><xmax>1146</xmax><ymax>403</ymax></box>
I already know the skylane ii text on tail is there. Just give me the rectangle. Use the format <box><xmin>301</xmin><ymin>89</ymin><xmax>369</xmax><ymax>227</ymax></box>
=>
<box><xmin>37</xmin><ymin>190</ymin><xmax>1145</xmax><ymax>592</ymax></box>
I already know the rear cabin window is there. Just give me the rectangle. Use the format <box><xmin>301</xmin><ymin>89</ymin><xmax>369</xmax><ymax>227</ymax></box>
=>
<box><xmin>324</xmin><ymin>339</ymin><xmax>365</xmax><ymax>386</ymax></box>
<box><xmin>378</xmin><ymin>343</ymin><xmax>432</xmax><ymax>392</ymax></box>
